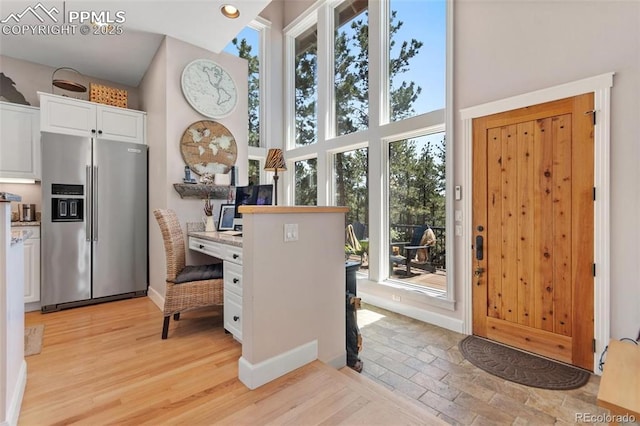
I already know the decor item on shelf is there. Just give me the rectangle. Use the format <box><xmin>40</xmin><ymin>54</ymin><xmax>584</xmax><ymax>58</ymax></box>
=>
<box><xmin>90</xmin><ymin>83</ymin><xmax>128</xmax><ymax>108</ymax></box>
<box><xmin>199</xmin><ymin>172</ymin><xmax>215</xmax><ymax>184</ymax></box>
<box><xmin>181</xmin><ymin>59</ymin><xmax>238</xmax><ymax>118</ymax></box>
<box><xmin>264</xmin><ymin>148</ymin><xmax>287</xmax><ymax>206</ymax></box>
<box><xmin>51</xmin><ymin>67</ymin><xmax>87</xmax><ymax>94</ymax></box>
<box><xmin>217</xmin><ymin>204</ymin><xmax>235</xmax><ymax>230</ymax></box>
<box><xmin>214</xmin><ymin>173</ymin><xmax>231</xmax><ymax>186</ymax></box>
<box><xmin>0</xmin><ymin>72</ymin><xmax>30</xmax><ymax>105</ymax></box>
<box><xmin>180</xmin><ymin>120</ymin><xmax>238</xmax><ymax>177</ymax></box>
<box><xmin>183</xmin><ymin>166</ymin><xmax>197</xmax><ymax>184</ymax></box>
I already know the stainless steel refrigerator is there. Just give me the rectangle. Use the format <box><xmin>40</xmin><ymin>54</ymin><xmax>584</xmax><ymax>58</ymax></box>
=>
<box><xmin>41</xmin><ymin>132</ymin><xmax>148</xmax><ymax>312</ymax></box>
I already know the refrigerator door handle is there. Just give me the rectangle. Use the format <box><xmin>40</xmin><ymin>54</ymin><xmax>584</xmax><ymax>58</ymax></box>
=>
<box><xmin>86</xmin><ymin>165</ymin><xmax>92</xmax><ymax>241</ymax></box>
<box><xmin>93</xmin><ymin>166</ymin><xmax>98</xmax><ymax>241</ymax></box>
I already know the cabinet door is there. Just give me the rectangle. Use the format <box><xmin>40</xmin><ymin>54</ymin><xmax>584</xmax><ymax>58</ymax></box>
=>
<box><xmin>40</xmin><ymin>93</ymin><xmax>96</xmax><ymax>137</ymax></box>
<box><xmin>0</xmin><ymin>102</ymin><xmax>40</xmax><ymax>180</ymax></box>
<box><xmin>97</xmin><ymin>105</ymin><xmax>145</xmax><ymax>144</ymax></box>
<box><xmin>23</xmin><ymin>237</ymin><xmax>41</xmax><ymax>303</ymax></box>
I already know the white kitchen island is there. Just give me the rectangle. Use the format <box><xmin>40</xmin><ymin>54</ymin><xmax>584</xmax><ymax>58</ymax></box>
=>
<box><xmin>0</xmin><ymin>192</ymin><xmax>26</xmax><ymax>426</ymax></box>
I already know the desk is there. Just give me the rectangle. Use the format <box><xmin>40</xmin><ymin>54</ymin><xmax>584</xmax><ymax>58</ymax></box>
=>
<box><xmin>188</xmin><ymin>231</ymin><xmax>243</xmax><ymax>341</ymax></box>
<box><xmin>597</xmin><ymin>340</ymin><xmax>640</xmax><ymax>424</ymax></box>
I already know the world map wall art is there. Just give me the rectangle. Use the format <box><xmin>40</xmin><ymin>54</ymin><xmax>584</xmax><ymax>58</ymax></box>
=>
<box><xmin>180</xmin><ymin>120</ymin><xmax>237</xmax><ymax>176</ymax></box>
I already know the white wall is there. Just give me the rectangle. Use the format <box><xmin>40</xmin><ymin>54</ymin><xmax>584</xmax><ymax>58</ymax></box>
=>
<box><xmin>452</xmin><ymin>0</ymin><xmax>640</xmax><ymax>340</ymax></box>
<box><xmin>242</xmin><ymin>208</ymin><xmax>346</xmax><ymax>367</ymax></box>
<box><xmin>140</xmin><ymin>36</ymin><xmax>249</xmax><ymax>304</ymax></box>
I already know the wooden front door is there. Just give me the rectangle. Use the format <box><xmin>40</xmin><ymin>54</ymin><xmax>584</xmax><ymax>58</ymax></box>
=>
<box><xmin>472</xmin><ymin>94</ymin><xmax>594</xmax><ymax>371</ymax></box>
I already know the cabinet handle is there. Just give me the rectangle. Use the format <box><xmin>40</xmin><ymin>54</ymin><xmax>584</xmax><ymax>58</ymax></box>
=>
<box><xmin>91</xmin><ymin>129</ymin><xmax>96</xmax><ymax>134</ymax></box>
<box><xmin>233</xmin><ymin>316</ymin><xmax>239</xmax><ymax>322</ymax></box>
<box><xmin>233</xmin><ymin>254</ymin><xmax>239</xmax><ymax>259</ymax></box>
<box><xmin>199</xmin><ymin>244</ymin><xmax>204</xmax><ymax>249</ymax></box>
<box><xmin>233</xmin><ymin>278</ymin><xmax>239</xmax><ymax>284</ymax></box>
<box><xmin>98</xmin><ymin>130</ymin><xmax>103</xmax><ymax>135</ymax></box>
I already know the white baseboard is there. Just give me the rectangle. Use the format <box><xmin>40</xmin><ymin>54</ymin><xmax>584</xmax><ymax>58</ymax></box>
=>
<box><xmin>361</xmin><ymin>293</ymin><xmax>465</xmax><ymax>334</ymax></box>
<box><xmin>146</xmin><ymin>286</ymin><xmax>164</xmax><ymax>311</ymax></box>
<box><xmin>3</xmin><ymin>360</ymin><xmax>27</xmax><ymax>426</ymax></box>
<box><xmin>324</xmin><ymin>351</ymin><xmax>346</xmax><ymax>369</ymax></box>
<box><xmin>238</xmin><ymin>340</ymin><xmax>318</xmax><ymax>390</ymax></box>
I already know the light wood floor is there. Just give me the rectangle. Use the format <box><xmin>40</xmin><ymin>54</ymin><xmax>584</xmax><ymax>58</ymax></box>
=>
<box><xmin>20</xmin><ymin>297</ymin><xmax>443</xmax><ymax>425</ymax></box>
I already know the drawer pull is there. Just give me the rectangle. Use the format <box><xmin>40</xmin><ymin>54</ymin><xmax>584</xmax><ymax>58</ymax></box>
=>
<box><xmin>233</xmin><ymin>316</ymin><xmax>240</xmax><ymax>322</ymax></box>
<box><xmin>233</xmin><ymin>253</ymin><xmax>239</xmax><ymax>259</ymax></box>
<box><xmin>199</xmin><ymin>244</ymin><xmax>204</xmax><ymax>249</ymax></box>
<box><xmin>233</xmin><ymin>278</ymin><xmax>239</xmax><ymax>284</ymax></box>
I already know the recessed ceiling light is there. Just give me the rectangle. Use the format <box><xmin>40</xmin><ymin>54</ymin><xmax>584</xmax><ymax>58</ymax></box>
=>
<box><xmin>221</xmin><ymin>4</ymin><xmax>240</xmax><ymax>19</ymax></box>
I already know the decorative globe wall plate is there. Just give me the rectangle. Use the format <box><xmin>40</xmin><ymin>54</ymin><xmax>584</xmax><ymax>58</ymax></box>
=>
<box><xmin>180</xmin><ymin>120</ymin><xmax>237</xmax><ymax>176</ymax></box>
<box><xmin>181</xmin><ymin>59</ymin><xmax>238</xmax><ymax>118</ymax></box>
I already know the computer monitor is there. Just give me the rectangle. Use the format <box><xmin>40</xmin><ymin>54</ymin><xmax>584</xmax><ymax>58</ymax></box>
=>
<box><xmin>233</xmin><ymin>185</ymin><xmax>274</xmax><ymax>230</ymax></box>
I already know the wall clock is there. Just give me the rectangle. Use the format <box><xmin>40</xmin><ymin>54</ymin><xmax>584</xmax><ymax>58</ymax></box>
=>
<box><xmin>181</xmin><ymin>59</ymin><xmax>238</xmax><ymax>118</ymax></box>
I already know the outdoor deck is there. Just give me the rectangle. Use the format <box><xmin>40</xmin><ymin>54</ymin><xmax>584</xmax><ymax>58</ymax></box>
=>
<box><xmin>349</xmin><ymin>255</ymin><xmax>447</xmax><ymax>293</ymax></box>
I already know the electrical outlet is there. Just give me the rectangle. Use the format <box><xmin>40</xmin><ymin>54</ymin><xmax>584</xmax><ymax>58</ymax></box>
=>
<box><xmin>284</xmin><ymin>223</ymin><xmax>298</xmax><ymax>242</ymax></box>
<box><xmin>392</xmin><ymin>294</ymin><xmax>401</xmax><ymax>302</ymax></box>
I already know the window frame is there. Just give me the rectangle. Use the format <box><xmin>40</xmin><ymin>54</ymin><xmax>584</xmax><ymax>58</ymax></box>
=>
<box><xmin>283</xmin><ymin>0</ymin><xmax>454</xmax><ymax>306</ymax></box>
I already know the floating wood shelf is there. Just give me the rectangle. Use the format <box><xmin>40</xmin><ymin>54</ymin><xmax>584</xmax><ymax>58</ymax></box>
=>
<box><xmin>173</xmin><ymin>183</ymin><xmax>233</xmax><ymax>199</ymax></box>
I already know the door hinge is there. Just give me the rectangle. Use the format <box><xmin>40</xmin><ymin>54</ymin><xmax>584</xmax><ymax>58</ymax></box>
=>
<box><xmin>593</xmin><ymin>187</ymin><xmax>596</xmax><ymax>201</ymax></box>
<box><xmin>592</xmin><ymin>263</ymin><xmax>596</xmax><ymax>277</ymax></box>
<box><xmin>593</xmin><ymin>339</ymin><xmax>596</xmax><ymax>353</ymax></box>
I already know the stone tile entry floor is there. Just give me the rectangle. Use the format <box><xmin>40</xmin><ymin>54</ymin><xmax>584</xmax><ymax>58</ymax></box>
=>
<box><xmin>357</xmin><ymin>303</ymin><xmax>610</xmax><ymax>425</ymax></box>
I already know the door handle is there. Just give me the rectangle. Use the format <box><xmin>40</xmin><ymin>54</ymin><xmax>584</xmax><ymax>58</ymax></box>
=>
<box><xmin>86</xmin><ymin>166</ymin><xmax>92</xmax><ymax>241</ymax></box>
<box><xmin>475</xmin><ymin>235</ymin><xmax>484</xmax><ymax>260</ymax></box>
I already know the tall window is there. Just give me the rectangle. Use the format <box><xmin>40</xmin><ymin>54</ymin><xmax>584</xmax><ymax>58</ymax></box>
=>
<box><xmin>335</xmin><ymin>147</ymin><xmax>369</xmax><ymax>271</ymax></box>
<box><xmin>334</xmin><ymin>0</ymin><xmax>369</xmax><ymax>136</ymax></box>
<box><xmin>389</xmin><ymin>0</ymin><xmax>445</xmax><ymax>121</ymax></box>
<box><xmin>295</xmin><ymin>25</ymin><xmax>319</xmax><ymax>146</ymax></box>
<box><xmin>388</xmin><ymin>132</ymin><xmax>446</xmax><ymax>291</ymax></box>
<box><xmin>248</xmin><ymin>159</ymin><xmax>260</xmax><ymax>185</ymax></box>
<box><xmin>285</xmin><ymin>0</ymin><xmax>450</xmax><ymax>299</ymax></box>
<box><xmin>295</xmin><ymin>158</ymin><xmax>317</xmax><ymax>205</ymax></box>
<box><xmin>334</xmin><ymin>147</ymin><xmax>368</xmax><ymax>228</ymax></box>
<box><xmin>224</xmin><ymin>27</ymin><xmax>261</xmax><ymax>147</ymax></box>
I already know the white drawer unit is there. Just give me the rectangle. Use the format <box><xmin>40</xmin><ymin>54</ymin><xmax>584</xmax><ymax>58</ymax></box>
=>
<box><xmin>188</xmin><ymin>234</ymin><xmax>243</xmax><ymax>341</ymax></box>
<box><xmin>223</xmin><ymin>243</ymin><xmax>243</xmax><ymax>342</ymax></box>
<box><xmin>189</xmin><ymin>236</ymin><xmax>224</xmax><ymax>259</ymax></box>
<box><xmin>224</xmin><ymin>261</ymin><xmax>242</xmax><ymax>296</ymax></box>
<box><xmin>223</xmin><ymin>290</ymin><xmax>242</xmax><ymax>339</ymax></box>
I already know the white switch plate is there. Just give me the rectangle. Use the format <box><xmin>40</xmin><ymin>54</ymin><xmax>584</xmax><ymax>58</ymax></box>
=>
<box><xmin>284</xmin><ymin>223</ymin><xmax>298</xmax><ymax>242</ymax></box>
<box><xmin>455</xmin><ymin>210</ymin><xmax>462</xmax><ymax>222</ymax></box>
<box><xmin>455</xmin><ymin>225</ymin><xmax>462</xmax><ymax>236</ymax></box>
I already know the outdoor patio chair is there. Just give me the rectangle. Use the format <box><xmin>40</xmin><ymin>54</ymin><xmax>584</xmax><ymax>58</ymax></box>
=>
<box><xmin>390</xmin><ymin>225</ymin><xmax>436</xmax><ymax>276</ymax></box>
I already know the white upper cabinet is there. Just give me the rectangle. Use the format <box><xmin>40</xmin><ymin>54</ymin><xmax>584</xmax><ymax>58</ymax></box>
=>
<box><xmin>0</xmin><ymin>101</ymin><xmax>41</xmax><ymax>180</ymax></box>
<box><xmin>39</xmin><ymin>92</ymin><xmax>145</xmax><ymax>144</ymax></box>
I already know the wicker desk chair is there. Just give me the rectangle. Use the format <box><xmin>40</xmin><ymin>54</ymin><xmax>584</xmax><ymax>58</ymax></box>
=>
<box><xmin>153</xmin><ymin>209</ymin><xmax>224</xmax><ymax>339</ymax></box>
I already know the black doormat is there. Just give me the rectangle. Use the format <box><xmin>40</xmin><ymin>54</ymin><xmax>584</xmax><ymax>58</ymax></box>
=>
<box><xmin>459</xmin><ymin>335</ymin><xmax>590</xmax><ymax>390</ymax></box>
